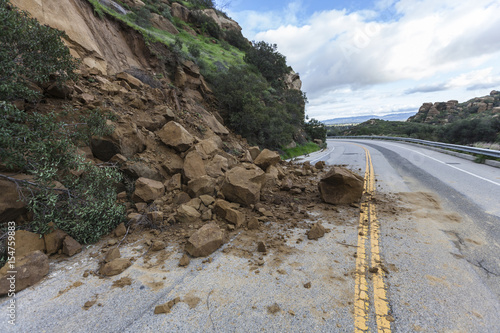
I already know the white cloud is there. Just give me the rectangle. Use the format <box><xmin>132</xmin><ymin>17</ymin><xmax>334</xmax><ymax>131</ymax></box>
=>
<box><xmin>231</xmin><ymin>0</ymin><xmax>500</xmax><ymax>119</ymax></box>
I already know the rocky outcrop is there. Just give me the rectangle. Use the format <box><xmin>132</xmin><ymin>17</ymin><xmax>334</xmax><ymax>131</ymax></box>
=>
<box><xmin>200</xmin><ymin>9</ymin><xmax>242</xmax><ymax>31</ymax></box>
<box><xmin>284</xmin><ymin>71</ymin><xmax>302</xmax><ymax>91</ymax></box>
<box><xmin>318</xmin><ymin>167</ymin><xmax>364</xmax><ymax>204</ymax></box>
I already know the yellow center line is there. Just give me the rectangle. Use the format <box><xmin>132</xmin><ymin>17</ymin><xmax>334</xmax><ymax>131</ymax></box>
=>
<box><xmin>352</xmin><ymin>143</ymin><xmax>392</xmax><ymax>333</ymax></box>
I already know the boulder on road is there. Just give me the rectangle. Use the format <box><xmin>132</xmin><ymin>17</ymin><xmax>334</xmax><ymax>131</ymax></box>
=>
<box><xmin>100</xmin><ymin>258</ymin><xmax>132</xmax><ymax>276</ymax></box>
<box><xmin>185</xmin><ymin>223</ymin><xmax>224</xmax><ymax>257</ymax></box>
<box><xmin>307</xmin><ymin>223</ymin><xmax>325</xmax><ymax>240</ymax></box>
<box><xmin>318</xmin><ymin>167</ymin><xmax>364</xmax><ymax>204</ymax></box>
<box><xmin>214</xmin><ymin>200</ymin><xmax>245</xmax><ymax>227</ymax></box>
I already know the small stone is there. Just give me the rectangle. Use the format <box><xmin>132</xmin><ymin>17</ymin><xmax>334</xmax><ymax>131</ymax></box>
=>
<box><xmin>62</xmin><ymin>236</ymin><xmax>82</xmax><ymax>257</ymax></box>
<box><xmin>179</xmin><ymin>254</ymin><xmax>191</xmax><ymax>267</ymax></box>
<box><xmin>151</xmin><ymin>240</ymin><xmax>166</xmax><ymax>251</ymax></box>
<box><xmin>257</xmin><ymin>241</ymin><xmax>267</xmax><ymax>253</ymax></box>
<box><xmin>114</xmin><ymin>223</ymin><xmax>127</xmax><ymax>237</ymax></box>
<box><xmin>304</xmin><ymin>282</ymin><xmax>311</xmax><ymax>289</ymax></box>
<box><xmin>267</xmin><ymin>303</ymin><xmax>281</xmax><ymax>314</ymax></box>
<box><xmin>154</xmin><ymin>303</ymin><xmax>172</xmax><ymax>314</ymax></box>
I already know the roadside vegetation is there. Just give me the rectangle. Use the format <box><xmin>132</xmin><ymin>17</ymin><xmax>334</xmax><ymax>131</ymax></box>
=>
<box><xmin>280</xmin><ymin>142</ymin><xmax>322</xmax><ymax>160</ymax></box>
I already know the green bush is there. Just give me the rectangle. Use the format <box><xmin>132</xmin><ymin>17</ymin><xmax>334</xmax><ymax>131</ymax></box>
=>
<box><xmin>304</xmin><ymin>118</ymin><xmax>327</xmax><ymax>143</ymax></box>
<box><xmin>224</xmin><ymin>29</ymin><xmax>249</xmax><ymax>51</ymax></box>
<box><xmin>135</xmin><ymin>7</ymin><xmax>152</xmax><ymax>28</ymax></box>
<box><xmin>0</xmin><ymin>0</ymin><xmax>78</xmax><ymax>101</ymax></box>
<box><xmin>0</xmin><ymin>102</ymin><xmax>125</xmax><ymax>243</ymax></box>
<box><xmin>244</xmin><ymin>41</ymin><xmax>290</xmax><ymax>88</ymax></box>
<box><xmin>191</xmin><ymin>11</ymin><xmax>221</xmax><ymax>39</ymax></box>
<box><xmin>188</xmin><ymin>43</ymin><xmax>201</xmax><ymax>58</ymax></box>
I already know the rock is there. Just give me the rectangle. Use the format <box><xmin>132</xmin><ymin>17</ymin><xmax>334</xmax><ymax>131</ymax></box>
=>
<box><xmin>45</xmin><ymin>81</ymin><xmax>73</xmax><ymax>99</ymax></box>
<box><xmin>178</xmin><ymin>253</ymin><xmax>190</xmax><ymax>267</ymax></box>
<box><xmin>0</xmin><ymin>174</ymin><xmax>30</xmax><ymax>223</ymax></box>
<box><xmin>307</xmin><ymin>223</ymin><xmax>326</xmax><ymax>240</ymax></box>
<box><xmin>114</xmin><ymin>223</ymin><xmax>127</xmax><ymax>238</ymax></box>
<box><xmin>254</xmin><ymin>149</ymin><xmax>281</xmax><ymax>170</ymax></box>
<box><xmin>248</xmin><ymin>146</ymin><xmax>261</xmax><ymax>160</ymax></box>
<box><xmin>154</xmin><ymin>302</ymin><xmax>173</xmax><ymax>314</ymax></box>
<box><xmin>150</xmin><ymin>13</ymin><xmax>179</xmax><ymax>34</ymax></box>
<box><xmin>185</xmin><ymin>223</ymin><xmax>224</xmax><ymax>257</ymax></box>
<box><xmin>12</xmin><ymin>230</ymin><xmax>46</xmax><ymax>258</ymax></box>
<box><xmin>174</xmin><ymin>192</ymin><xmax>191</xmax><ymax>205</ymax></box>
<box><xmin>183</xmin><ymin>151</ymin><xmax>207</xmax><ymax>181</ymax></box>
<box><xmin>221</xmin><ymin>165</ymin><xmax>266</xmax><ymax>206</ymax></box>
<box><xmin>105</xmin><ymin>248</ymin><xmax>121</xmax><ymax>262</ymax></box>
<box><xmin>318</xmin><ymin>167</ymin><xmax>364</xmax><ymax>204</ymax></box>
<box><xmin>156</xmin><ymin>121</ymin><xmax>194</xmax><ymax>152</ymax></box>
<box><xmin>62</xmin><ymin>236</ymin><xmax>82</xmax><ymax>256</ymax></box>
<box><xmin>116</xmin><ymin>72</ymin><xmax>143</xmax><ymax>89</ymax></box>
<box><xmin>214</xmin><ymin>200</ymin><xmax>245</xmax><ymax>227</ymax></box>
<box><xmin>44</xmin><ymin>229</ymin><xmax>68</xmax><ymax>255</ymax></box>
<box><xmin>315</xmin><ymin>161</ymin><xmax>326</xmax><ymax>170</ymax></box>
<box><xmin>151</xmin><ymin>240</ymin><xmax>166</xmax><ymax>251</ymax></box>
<box><xmin>166</xmin><ymin>173</ymin><xmax>182</xmax><ymax>191</ymax></box>
<box><xmin>304</xmin><ymin>282</ymin><xmax>312</xmax><ymax>289</ymax></box>
<box><xmin>91</xmin><ymin>121</ymin><xmax>146</xmax><ymax>160</ymax></box>
<box><xmin>171</xmin><ymin>2</ymin><xmax>190</xmax><ymax>22</ymax></box>
<box><xmin>247</xmin><ymin>217</ymin><xmax>260</xmax><ymax>230</ymax></box>
<box><xmin>100</xmin><ymin>258</ymin><xmax>132</xmax><ymax>276</ymax></box>
<box><xmin>187</xmin><ymin>175</ymin><xmax>216</xmax><ymax>197</ymax></box>
<box><xmin>0</xmin><ymin>251</ymin><xmax>49</xmax><ymax>294</ymax></box>
<box><xmin>132</xmin><ymin>177</ymin><xmax>165</xmax><ymax>203</ymax></box>
<box><xmin>257</xmin><ymin>241</ymin><xmax>267</xmax><ymax>253</ymax></box>
<box><xmin>281</xmin><ymin>177</ymin><xmax>293</xmax><ymax>191</ymax></box>
<box><xmin>206</xmin><ymin>154</ymin><xmax>229</xmax><ymax>178</ymax></box>
<box><xmin>201</xmin><ymin>209</ymin><xmax>212</xmax><ymax>221</ymax></box>
<box><xmin>200</xmin><ymin>8</ymin><xmax>242</xmax><ymax>31</ymax></box>
<box><xmin>147</xmin><ymin>211</ymin><xmax>163</xmax><ymax>223</ymax></box>
<box><xmin>199</xmin><ymin>195</ymin><xmax>215</xmax><ymax>207</ymax></box>
<box><xmin>162</xmin><ymin>149</ymin><xmax>184</xmax><ymax>175</ymax></box>
<box><xmin>195</xmin><ymin>138</ymin><xmax>220</xmax><ymax>158</ymax></box>
<box><xmin>122</xmin><ymin>162</ymin><xmax>163</xmax><ymax>181</ymax></box>
<box><xmin>176</xmin><ymin>205</ymin><xmax>201</xmax><ymax>224</ymax></box>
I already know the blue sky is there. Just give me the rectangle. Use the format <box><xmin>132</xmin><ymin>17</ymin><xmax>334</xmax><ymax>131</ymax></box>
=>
<box><xmin>216</xmin><ymin>0</ymin><xmax>500</xmax><ymax>121</ymax></box>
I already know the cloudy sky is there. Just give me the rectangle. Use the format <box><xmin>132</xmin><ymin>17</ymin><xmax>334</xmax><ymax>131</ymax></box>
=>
<box><xmin>217</xmin><ymin>0</ymin><xmax>500</xmax><ymax>121</ymax></box>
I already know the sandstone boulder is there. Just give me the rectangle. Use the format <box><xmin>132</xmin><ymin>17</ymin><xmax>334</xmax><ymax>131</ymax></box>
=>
<box><xmin>13</xmin><ymin>231</ymin><xmax>46</xmax><ymax>258</ymax></box>
<box><xmin>214</xmin><ymin>200</ymin><xmax>245</xmax><ymax>227</ymax></box>
<box><xmin>187</xmin><ymin>175</ymin><xmax>216</xmax><ymax>197</ymax></box>
<box><xmin>166</xmin><ymin>173</ymin><xmax>182</xmax><ymax>191</ymax></box>
<box><xmin>105</xmin><ymin>248</ymin><xmax>121</xmax><ymax>262</ymax></box>
<box><xmin>171</xmin><ymin>2</ymin><xmax>190</xmax><ymax>22</ymax></box>
<box><xmin>318</xmin><ymin>167</ymin><xmax>364</xmax><ymax>204</ymax></box>
<box><xmin>151</xmin><ymin>240</ymin><xmax>166</xmax><ymax>251</ymax></box>
<box><xmin>315</xmin><ymin>161</ymin><xmax>326</xmax><ymax>170</ymax></box>
<box><xmin>156</xmin><ymin>121</ymin><xmax>194</xmax><ymax>152</ymax></box>
<box><xmin>176</xmin><ymin>205</ymin><xmax>201</xmax><ymax>224</ymax></box>
<box><xmin>221</xmin><ymin>166</ymin><xmax>266</xmax><ymax>206</ymax></box>
<box><xmin>0</xmin><ymin>251</ymin><xmax>49</xmax><ymax>294</ymax></box>
<box><xmin>133</xmin><ymin>177</ymin><xmax>165</xmax><ymax>203</ymax></box>
<box><xmin>151</xmin><ymin>13</ymin><xmax>179</xmax><ymax>34</ymax></box>
<box><xmin>185</xmin><ymin>223</ymin><xmax>224</xmax><ymax>257</ymax></box>
<box><xmin>62</xmin><ymin>236</ymin><xmax>82</xmax><ymax>256</ymax></box>
<box><xmin>183</xmin><ymin>151</ymin><xmax>207</xmax><ymax>181</ymax></box>
<box><xmin>44</xmin><ymin>229</ymin><xmax>68</xmax><ymax>255</ymax></box>
<box><xmin>116</xmin><ymin>72</ymin><xmax>142</xmax><ymax>89</ymax></box>
<box><xmin>254</xmin><ymin>149</ymin><xmax>281</xmax><ymax>170</ymax></box>
<box><xmin>206</xmin><ymin>154</ymin><xmax>229</xmax><ymax>178</ymax></box>
<box><xmin>307</xmin><ymin>223</ymin><xmax>325</xmax><ymax>240</ymax></box>
<box><xmin>248</xmin><ymin>146</ymin><xmax>261</xmax><ymax>161</ymax></box>
<box><xmin>195</xmin><ymin>138</ymin><xmax>220</xmax><ymax>158</ymax></box>
<box><xmin>162</xmin><ymin>149</ymin><xmax>184</xmax><ymax>175</ymax></box>
<box><xmin>114</xmin><ymin>223</ymin><xmax>127</xmax><ymax>238</ymax></box>
<box><xmin>100</xmin><ymin>258</ymin><xmax>132</xmax><ymax>276</ymax></box>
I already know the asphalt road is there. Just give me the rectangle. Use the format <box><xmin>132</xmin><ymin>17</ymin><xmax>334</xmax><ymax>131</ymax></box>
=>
<box><xmin>2</xmin><ymin>139</ymin><xmax>500</xmax><ymax>332</ymax></box>
<box><xmin>301</xmin><ymin>139</ymin><xmax>500</xmax><ymax>332</ymax></box>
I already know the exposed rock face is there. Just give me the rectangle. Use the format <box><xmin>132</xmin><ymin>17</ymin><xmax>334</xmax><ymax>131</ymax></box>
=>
<box><xmin>221</xmin><ymin>166</ymin><xmax>266</xmax><ymax>206</ymax></box>
<box><xmin>318</xmin><ymin>167</ymin><xmax>364</xmax><ymax>204</ymax></box>
<box><xmin>151</xmin><ymin>13</ymin><xmax>179</xmax><ymax>35</ymax></box>
<box><xmin>171</xmin><ymin>2</ymin><xmax>191</xmax><ymax>22</ymax></box>
<box><xmin>185</xmin><ymin>223</ymin><xmax>224</xmax><ymax>257</ymax></box>
<box><xmin>200</xmin><ymin>9</ymin><xmax>242</xmax><ymax>31</ymax></box>
<box><xmin>0</xmin><ymin>251</ymin><xmax>49</xmax><ymax>294</ymax></box>
<box><xmin>156</xmin><ymin>121</ymin><xmax>194</xmax><ymax>152</ymax></box>
<box><xmin>284</xmin><ymin>71</ymin><xmax>302</xmax><ymax>90</ymax></box>
<box><xmin>214</xmin><ymin>200</ymin><xmax>245</xmax><ymax>227</ymax></box>
<box><xmin>254</xmin><ymin>149</ymin><xmax>281</xmax><ymax>171</ymax></box>
<box><xmin>11</xmin><ymin>0</ymin><xmax>152</xmax><ymax>75</ymax></box>
<box><xmin>133</xmin><ymin>177</ymin><xmax>165</xmax><ymax>203</ymax></box>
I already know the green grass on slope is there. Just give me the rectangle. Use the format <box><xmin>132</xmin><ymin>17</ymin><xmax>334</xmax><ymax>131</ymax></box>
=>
<box><xmin>281</xmin><ymin>142</ymin><xmax>321</xmax><ymax>160</ymax></box>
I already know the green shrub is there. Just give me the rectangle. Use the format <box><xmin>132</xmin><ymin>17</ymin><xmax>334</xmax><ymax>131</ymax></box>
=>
<box><xmin>0</xmin><ymin>0</ymin><xmax>78</xmax><ymax>101</ymax></box>
<box><xmin>0</xmin><ymin>102</ymin><xmax>125</xmax><ymax>244</ymax></box>
<box><xmin>188</xmin><ymin>43</ymin><xmax>201</xmax><ymax>58</ymax></box>
<box><xmin>304</xmin><ymin>118</ymin><xmax>327</xmax><ymax>143</ymax></box>
<box><xmin>191</xmin><ymin>11</ymin><xmax>221</xmax><ymax>39</ymax></box>
<box><xmin>135</xmin><ymin>7</ymin><xmax>152</xmax><ymax>28</ymax></box>
<box><xmin>224</xmin><ymin>29</ymin><xmax>249</xmax><ymax>51</ymax></box>
<box><xmin>244</xmin><ymin>41</ymin><xmax>289</xmax><ymax>89</ymax></box>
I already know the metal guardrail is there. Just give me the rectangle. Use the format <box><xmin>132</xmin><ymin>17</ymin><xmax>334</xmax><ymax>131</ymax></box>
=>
<box><xmin>328</xmin><ymin>136</ymin><xmax>500</xmax><ymax>159</ymax></box>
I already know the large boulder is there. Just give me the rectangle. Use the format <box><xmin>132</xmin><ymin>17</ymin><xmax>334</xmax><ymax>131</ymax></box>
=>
<box><xmin>183</xmin><ymin>151</ymin><xmax>206</xmax><ymax>181</ymax></box>
<box><xmin>156</xmin><ymin>121</ymin><xmax>194</xmax><ymax>152</ymax></box>
<box><xmin>254</xmin><ymin>149</ymin><xmax>281</xmax><ymax>170</ymax></box>
<box><xmin>91</xmin><ymin>120</ymin><xmax>146</xmax><ymax>160</ymax></box>
<box><xmin>171</xmin><ymin>2</ymin><xmax>191</xmax><ymax>22</ymax></box>
<box><xmin>162</xmin><ymin>149</ymin><xmax>184</xmax><ymax>175</ymax></box>
<box><xmin>187</xmin><ymin>175</ymin><xmax>216</xmax><ymax>197</ymax></box>
<box><xmin>176</xmin><ymin>205</ymin><xmax>201</xmax><ymax>224</ymax></box>
<box><xmin>307</xmin><ymin>223</ymin><xmax>326</xmax><ymax>240</ymax></box>
<box><xmin>0</xmin><ymin>251</ymin><xmax>49</xmax><ymax>294</ymax></box>
<box><xmin>318</xmin><ymin>167</ymin><xmax>364</xmax><ymax>204</ymax></box>
<box><xmin>185</xmin><ymin>223</ymin><xmax>224</xmax><ymax>257</ymax></box>
<box><xmin>132</xmin><ymin>177</ymin><xmax>165</xmax><ymax>203</ymax></box>
<box><xmin>44</xmin><ymin>228</ymin><xmax>68</xmax><ymax>255</ymax></box>
<box><xmin>214</xmin><ymin>200</ymin><xmax>245</xmax><ymax>227</ymax></box>
<box><xmin>62</xmin><ymin>236</ymin><xmax>82</xmax><ymax>257</ymax></box>
<box><xmin>150</xmin><ymin>13</ymin><xmax>179</xmax><ymax>34</ymax></box>
<box><xmin>194</xmin><ymin>138</ymin><xmax>220</xmax><ymax>159</ymax></box>
<box><xmin>221</xmin><ymin>165</ymin><xmax>266</xmax><ymax>206</ymax></box>
<box><xmin>248</xmin><ymin>146</ymin><xmax>261</xmax><ymax>161</ymax></box>
<box><xmin>205</xmin><ymin>154</ymin><xmax>228</xmax><ymax>178</ymax></box>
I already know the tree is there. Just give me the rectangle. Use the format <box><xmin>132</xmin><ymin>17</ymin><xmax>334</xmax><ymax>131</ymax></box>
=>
<box><xmin>0</xmin><ymin>0</ymin><xmax>78</xmax><ymax>101</ymax></box>
<box><xmin>244</xmin><ymin>41</ymin><xmax>290</xmax><ymax>88</ymax></box>
<box><xmin>304</xmin><ymin>118</ymin><xmax>327</xmax><ymax>143</ymax></box>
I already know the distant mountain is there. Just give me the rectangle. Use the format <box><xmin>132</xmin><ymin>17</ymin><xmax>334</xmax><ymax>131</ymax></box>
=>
<box><xmin>322</xmin><ymin>112</ymin><xmax>416</xmax><ymax>125</ymax></box>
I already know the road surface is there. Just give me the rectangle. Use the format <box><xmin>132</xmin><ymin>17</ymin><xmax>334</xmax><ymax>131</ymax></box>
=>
<box><xmin>1</xmin><ymin>139</ymin><xmax>500</xmax><ymax>332</ymax></box>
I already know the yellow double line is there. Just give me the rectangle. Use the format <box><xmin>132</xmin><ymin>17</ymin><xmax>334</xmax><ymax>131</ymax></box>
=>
<box><xmin>353</xmin><ymin>145</ymin><xmax>392</xmax><ymax>333</ymax></box>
